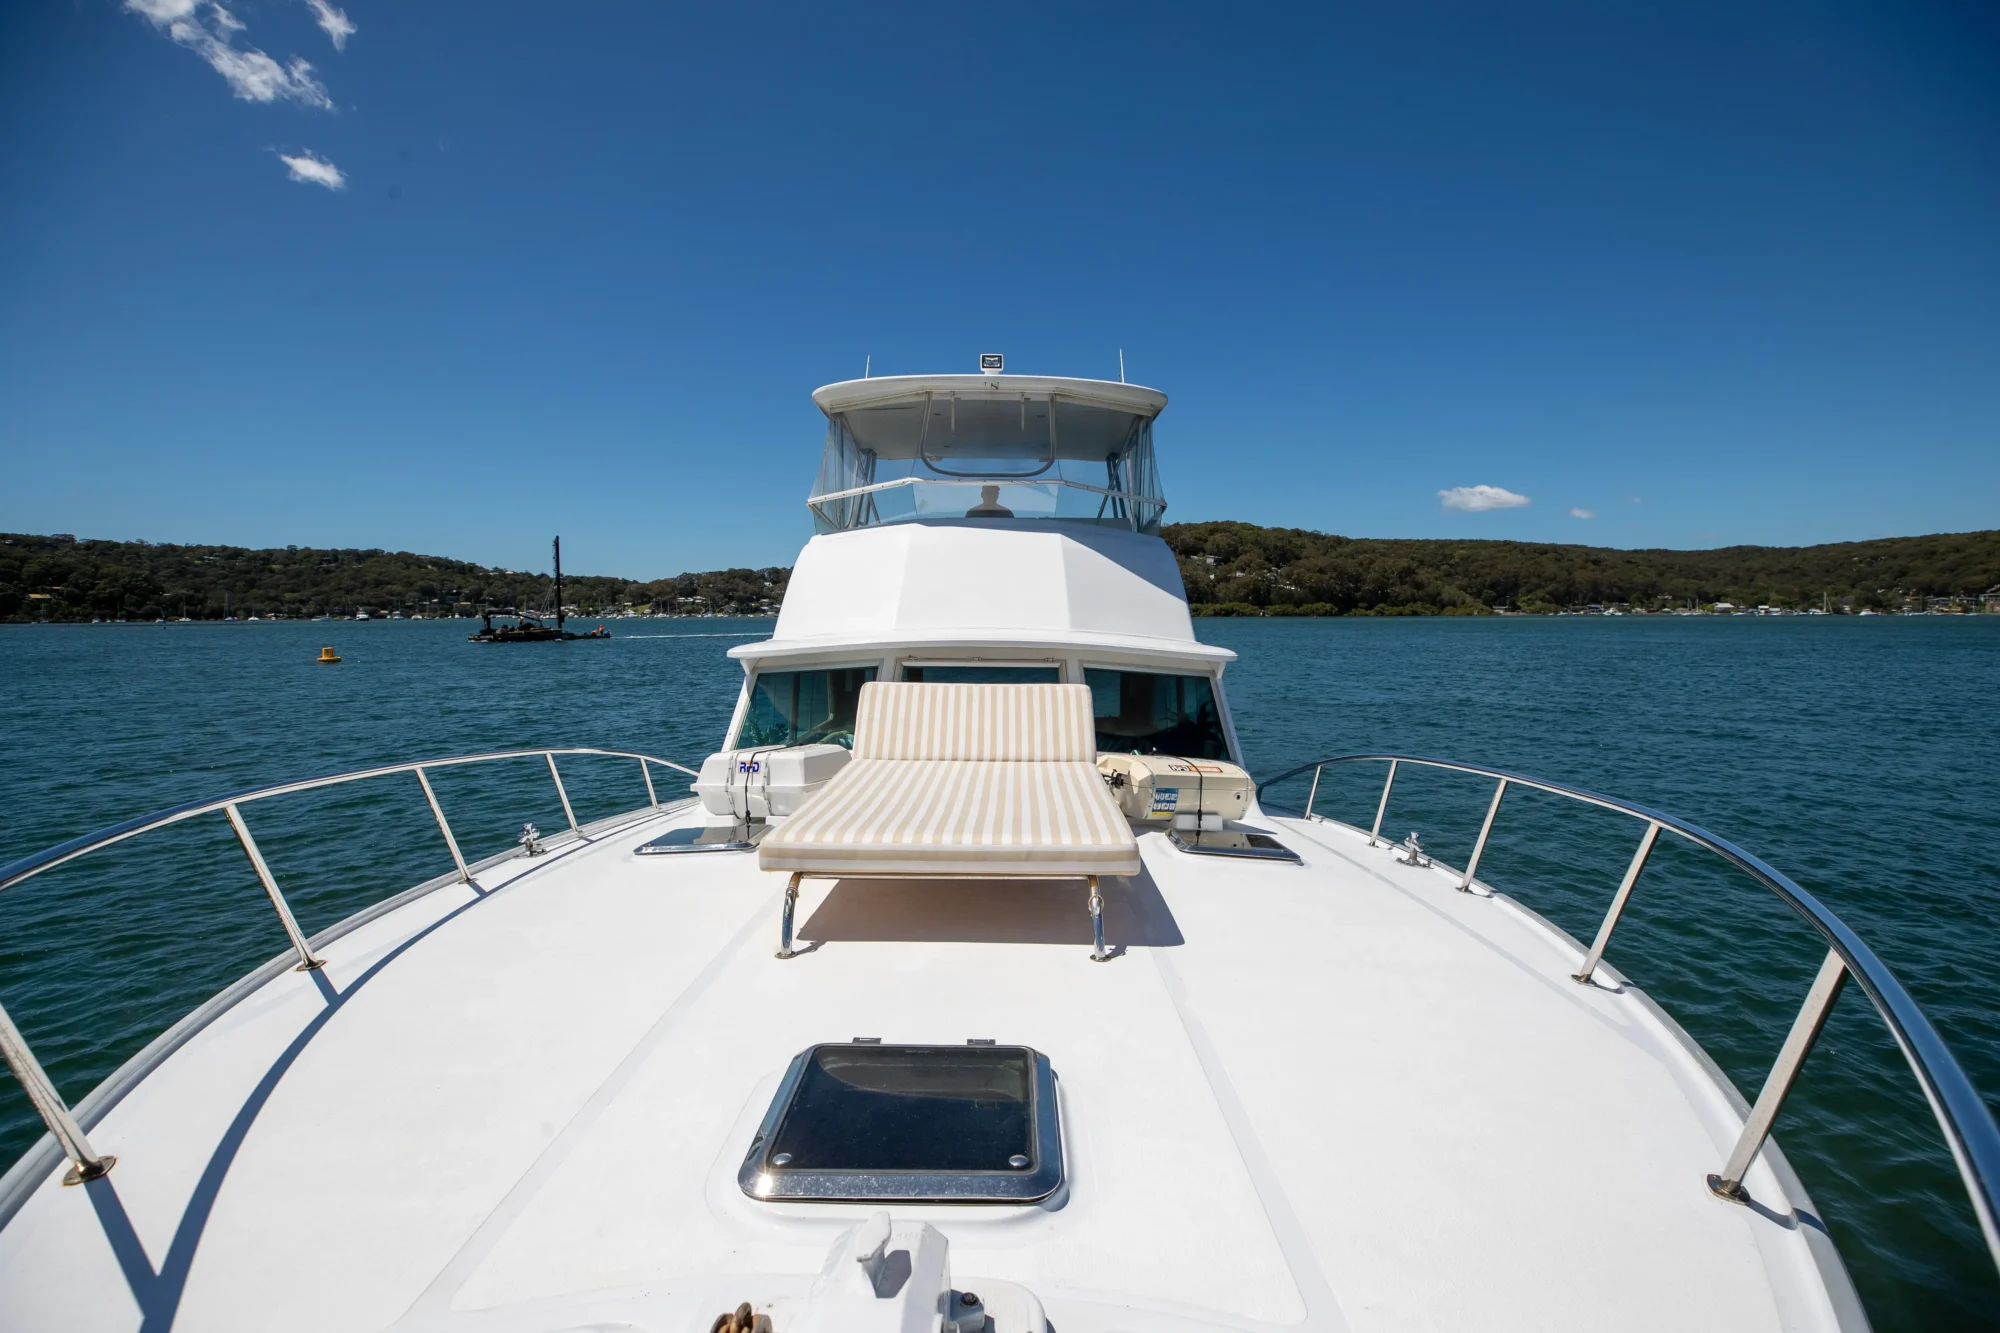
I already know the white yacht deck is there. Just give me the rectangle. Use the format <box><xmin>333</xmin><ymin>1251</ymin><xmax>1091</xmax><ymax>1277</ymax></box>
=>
<box><xmin>0</xmin><ymin>802</ymin><xmax>1858</xmax><ymax>1333</ymax></box>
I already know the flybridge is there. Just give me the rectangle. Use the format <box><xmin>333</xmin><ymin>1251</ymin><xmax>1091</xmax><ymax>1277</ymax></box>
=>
<box><xmin>806</xmin><ymin>374</ymin><xmax>1169</xmax><ymax>535</ymax></box>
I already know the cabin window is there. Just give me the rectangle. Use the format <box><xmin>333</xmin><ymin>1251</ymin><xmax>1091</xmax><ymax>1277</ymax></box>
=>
<box><xmin>900</xmin><ymin>663</ymin><xmax>1061</xmax><ymax>684</ymax></box>
<box><xmin>739</xmin><ymin>666</ymin><xmax>878</xmax><ymax>749</ymax></box>
<box><xmin>740</xmin><ymin>1043</ymin><xmax>1063</xmax><ymax>1203</ymax></box>
<box><xmin>1085</xmin><ymin>668</ymin><xmax>1230</xmax><ymax>760</ymax></box>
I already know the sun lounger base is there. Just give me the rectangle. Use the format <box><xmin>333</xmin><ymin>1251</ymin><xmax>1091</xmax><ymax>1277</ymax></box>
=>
<box><xmin>776</xmin><ymin>870</ymin><xmax>1109</xmax><ymax>963</ymax></box>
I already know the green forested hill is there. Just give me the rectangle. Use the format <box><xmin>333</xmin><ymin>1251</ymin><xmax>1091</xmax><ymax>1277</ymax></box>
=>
<box><xmin>5</xmin><ymin>525</ymin><xmax>1997</xmax><ymax>622</ymax></box>
<box><xmin>1163</xmin><ymin>523</ymin><xmax>2000</xmax><ymax>614</ymax></box>
<box><xmin>0</xmin><ymin>534</ymin><xmax>787</xmax><ymax>621</ymax></box>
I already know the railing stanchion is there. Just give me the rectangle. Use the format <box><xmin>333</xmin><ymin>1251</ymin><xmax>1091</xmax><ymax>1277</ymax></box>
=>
<box><xmin>1250</xmin><ymin>751</ymin><xmax>1998</xmax><ymax>1270</ymax></box>
<box><xmin>224</xmin><ymin>802</ymin><xmax>324</xmax><ymax>971</ymax></box>
<box><xmin>1368</xmin><ymin>759</ymin><xmax>1398</xmax><ymax>846</ymax></box>
<box><xmin>1572</xmin><ymin>820</ymin><xmax>1661</xmax><ymax>985</ymax></box>
<box><xmin>0</xmin><ymin>746</ymin><xmax>697</xmax><ymax>1192</ymax></box>
<box><xmin>1460</xmin><ymin>778</ymin><xmax>1508</xmax><ymax>893</ymax></box>
<box><xmin>1710</xmin><ymin>948</ymin><xmax>1849</xmax><ymax>1202</ymax></box>
<box><xmin>546</xmin><ymin>753</ymin><xmax>580</xmax><ymax>835</ymax></box>
<box><xmin>640</xmin><ymin>759</ymin><xmax>658</xmax><ymax>808</ymax></box>
<box><xmin>0</xmin><ymin>999</ymin><xmax>113</xmax><ymax>1184</ymax></box>
<box><xmin>1303</xmin><ymin>764</ymin><xmax>1322</xmax><ymax>820</ymax></box>
<box><xmin>415</xmin><ymin>767</ymin><xmax>470</xmax><ymax>884</ymax></box>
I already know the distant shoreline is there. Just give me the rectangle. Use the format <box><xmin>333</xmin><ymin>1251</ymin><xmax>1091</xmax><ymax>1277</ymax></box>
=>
<box><xmin>11</xmin><ymin>611</ymin><xmax>1996</xmax><ymax>627</ymax></box>
<box><xmin>0</xmin><ymin>612</ymin><xmax>781</xmax><ymax>625</ymax></box>
<box><xmin>5</xmin><ymin>524</ymin><xmax>1997</xmax><ymax>622</ymax></box>
<box><xmin>1186</xmin><ymin>603</ymin><xmax>1991</xmax><ymax>619</ymax></box>
<box><xmin>1167</xmin><ymin>522</ymin><xmax>1999</xmax><ymax>617</ymax></box>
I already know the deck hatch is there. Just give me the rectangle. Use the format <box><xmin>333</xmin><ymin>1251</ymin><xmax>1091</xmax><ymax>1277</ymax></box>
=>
<box><xmin>740</xmin><ymin>1043</ymin><xmax>1063</xmax><ymax>1202</ymax></box>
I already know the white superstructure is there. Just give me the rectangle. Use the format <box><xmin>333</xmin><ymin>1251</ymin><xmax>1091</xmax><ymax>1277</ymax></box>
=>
<box><xmin>2</xmin><ymin>364</ymin><xmax>1995</xmax><ymax>1333</ymax></box>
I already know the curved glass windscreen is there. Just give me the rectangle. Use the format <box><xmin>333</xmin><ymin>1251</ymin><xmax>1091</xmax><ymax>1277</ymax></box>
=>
<box><xmin>739</xmin><ymin>666</ymin><xmax>878</xmax><ymax>749</ymax></box>
<box><xmin>1085</xmin><ymin>668</ymin><xmax>1230</xmax><ymax>760</ymax></box>
<box><xmin>810</xmin><ymin>390</ymin><xmax>1165</xmax><ymax>535</ymax></box>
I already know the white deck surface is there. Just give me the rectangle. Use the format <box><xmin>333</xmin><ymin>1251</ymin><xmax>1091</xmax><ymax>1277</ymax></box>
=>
<box><xmin>0</xmin><ymin>804</ymin><xmax>1859</xmax><ymax>1333</ymax></box>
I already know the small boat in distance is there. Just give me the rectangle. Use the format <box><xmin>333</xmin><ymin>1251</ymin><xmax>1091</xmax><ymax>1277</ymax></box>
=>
<box><xmin>468</xmin><ymin>536</ymin><xmax>612</xmax><ymax>644</ymax></box>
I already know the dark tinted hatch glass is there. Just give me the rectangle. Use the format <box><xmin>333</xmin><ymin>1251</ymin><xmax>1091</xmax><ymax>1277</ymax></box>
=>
<box><xmin>768</xmin><ymin>1045</ymin><xmax>1034</xmax><ymax>1172</ymax></box>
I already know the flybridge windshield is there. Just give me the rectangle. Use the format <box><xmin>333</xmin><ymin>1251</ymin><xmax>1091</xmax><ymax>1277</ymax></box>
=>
<box><xmin>808</xmin><ymin>389</ymin><xmax>1166</xmax><ymax>534</ymax></box>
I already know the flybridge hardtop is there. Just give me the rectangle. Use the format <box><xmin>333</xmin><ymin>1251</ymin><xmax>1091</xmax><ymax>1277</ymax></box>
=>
<box><xmin>0</xmin><ymin>359</ymin><xmax>1995</xmax><ymax>1333</ymax></box>
<box><xmin>809</xmin><ymin>372</ymin><xmax>1168</xmax><ymax>420</ymax></box>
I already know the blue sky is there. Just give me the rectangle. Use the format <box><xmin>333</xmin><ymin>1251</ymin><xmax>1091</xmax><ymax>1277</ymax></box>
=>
<box><xmin>2</xmin><ymin>2</ymin><xmax>1996</xmax><ymax>578</ymax></box>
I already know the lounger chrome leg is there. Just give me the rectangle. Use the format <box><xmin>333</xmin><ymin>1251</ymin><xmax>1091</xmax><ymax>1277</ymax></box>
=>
<box><xmin>1087</xmin><ymin>876</ymin><xmax>1109</xmax><ymax>962</ymax></box>
<box><xmin>776</xmin><ymin>873</ymin><xmax>802</xmax><ymax>959</ymax></box>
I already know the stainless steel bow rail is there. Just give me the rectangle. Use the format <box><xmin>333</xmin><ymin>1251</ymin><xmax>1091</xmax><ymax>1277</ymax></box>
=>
<box><xmin>0</xmin><ymin>746</ymin><xmax>696</xmax><ymax>1188</ymax></box>
<box><xmin>1266</xmin><ymin>752</ymin><xmax>2000</xmax><ymax>1275</ymax></box>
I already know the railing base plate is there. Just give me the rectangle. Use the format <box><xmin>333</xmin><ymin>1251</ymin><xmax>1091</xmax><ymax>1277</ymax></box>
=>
<box><xmin>62</xmin><ymin>1156</ymin><xmax>115</xmax><ymax>1186</ymax></box>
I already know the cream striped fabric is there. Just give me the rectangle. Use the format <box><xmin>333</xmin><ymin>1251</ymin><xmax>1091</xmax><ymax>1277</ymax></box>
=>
<box><xmin>758</xmin><ymin>681</ymin><xmax>1139</xmax><ymax>876</ymax></box>
<box><xmin>851</xmin><ymin>682</ymin><xmax>1097</xmax><ymax>762</ymax></box>
<box><xmin>757</xmin><ymin>759</ymin><xmax>1141</xmax><ymax>875</ymax></box>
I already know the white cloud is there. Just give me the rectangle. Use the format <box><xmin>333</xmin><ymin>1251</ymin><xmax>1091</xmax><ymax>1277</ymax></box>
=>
<box><xmin>1569</xmin><ymin>507</ymin><xmax>1596</xmax><ymax>519</ymax></box>
<box><xmin>196</xmin><ymin>42</ymin><xmax>331</xmax><ymax>107</ymax></box>
<box><xmin>125</xmin><ymin>0</ymin><xmax>199</xmax><ymax>20</ymax></box>
<box><xmin>1439</xmin><ymin>485</ymin><xmax>1531</xmax><ymax>513</ymax></box>
<box><xmin>125</xmin><ymin>0</ymin><xmax>334</xmax><ymax>110</ymax></box>
<box><xmin>279</xmin><ymin>150</ymin><xmax>346</xmax><ymax>189</ymax></box>
<box><xmin>306</xmin><ymin>0</ymin><xmax>357</xmax><ymax>51</ymax></box>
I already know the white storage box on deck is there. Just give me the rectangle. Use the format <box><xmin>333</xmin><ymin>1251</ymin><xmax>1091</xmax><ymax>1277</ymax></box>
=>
<box><xmin>1097</xmin><ymin>754</ymin><xmax>1254</xmax><ymax>827</ymax></box>
<box><xmin>694</xmin><ymin>744</ymin><xmax>851</xmax><ymax>824</ymax></box>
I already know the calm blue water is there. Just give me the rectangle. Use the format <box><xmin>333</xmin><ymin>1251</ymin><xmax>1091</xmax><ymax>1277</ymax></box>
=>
<box><xmin>2</xmin><ymin>617</ymin><xmax>1996</xmax><ymax>1328</ymax></box>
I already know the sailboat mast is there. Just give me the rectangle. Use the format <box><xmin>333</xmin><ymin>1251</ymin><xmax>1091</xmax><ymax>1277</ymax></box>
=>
<box><xmin>554</xmin><ymin>536</ymin><xmax>565</xmax><ymax>633</ymax></box>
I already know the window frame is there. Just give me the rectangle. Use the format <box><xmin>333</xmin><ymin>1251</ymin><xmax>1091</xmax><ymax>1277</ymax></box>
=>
<box><xmin>896</xmin><ymin>657</ymin><xmax>1066</xmax><ymax>684</ymax></box>
<box><xmin>1078</xmin><ymin>661</ymin><xmax>1237</xmax><ymax>764</ymax></box>
<box><xmin>728</xmin><ymin>661</ymin><xmax>882</xmax><ymax>750</ymax></box>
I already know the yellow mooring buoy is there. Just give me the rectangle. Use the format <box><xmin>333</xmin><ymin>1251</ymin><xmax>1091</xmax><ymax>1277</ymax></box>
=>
<box><xmin>317</xmin><ymin>646</ymin><xmax>342</xmax><ymax>664</ymax></box>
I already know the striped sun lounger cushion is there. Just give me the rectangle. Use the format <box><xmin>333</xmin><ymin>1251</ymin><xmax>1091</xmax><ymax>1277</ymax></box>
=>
<box><xmin>758</xmin><ymin>682</ymin><xmax>1141</xmax><ymax>877</ymax></box>
<box><xmin>850</xmin><ymin>680</ymin><xmax>1099</xmax><ymax>762</ymax></box>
